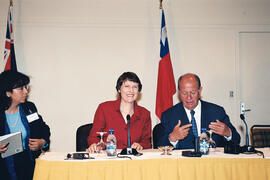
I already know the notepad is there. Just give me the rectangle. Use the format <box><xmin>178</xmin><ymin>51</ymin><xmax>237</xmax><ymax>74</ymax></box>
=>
<box><xmin>0</xmin><ymin>132</ymin><xmax>23</xmax><ymax>158</ymax></box>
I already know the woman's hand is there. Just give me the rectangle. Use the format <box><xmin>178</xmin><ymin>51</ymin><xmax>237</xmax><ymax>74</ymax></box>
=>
<box><xmin>29</xmin><ymin>138</ymin><xmax>46</xmax><ymax>151</ymax></box>
<box><xmin>0</xmin><ymin>143</ymin><xmax>9</xmax><ymax>153</ymax></box>
<box><xmin>86</xmin><ymin>143</ymin><xmax>97</xmax><ymax>153</ymax></box>
<box><xmin>131</xmin><ymin>142</ymin><xmax>143</xmax><ymax>151</ymax></box>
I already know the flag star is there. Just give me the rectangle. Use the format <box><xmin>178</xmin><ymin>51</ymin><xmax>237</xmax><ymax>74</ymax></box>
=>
<box><xmin>161</xmin><ymin>26</ymin><xmax>167</xmax><ymax>46</ymax></box>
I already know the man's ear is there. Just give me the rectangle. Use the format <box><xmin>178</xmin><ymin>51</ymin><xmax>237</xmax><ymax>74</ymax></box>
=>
<box><xmin>199</xmin><ymin>87</ymin><xmax>203</xmax><ymax>98</ymax></box>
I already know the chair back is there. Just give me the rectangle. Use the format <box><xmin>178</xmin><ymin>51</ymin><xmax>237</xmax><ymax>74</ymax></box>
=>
<box><xmin>76</xmin><ymin>123</ymin><xmax>93</xmax><ymax>151</ymax></box>
<box><xmin>152</xmin><ymin>123</ymin><xmax>164</xmax><ymax>149</ymax></box>
<box><xmin>250</xmin><ymin>125</ymin><xmax>270</xmax><ymax>148</ymax></box>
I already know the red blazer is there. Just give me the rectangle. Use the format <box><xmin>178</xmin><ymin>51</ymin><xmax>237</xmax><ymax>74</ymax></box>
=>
<box><xmin>87</xmin><ymin>98</ymin><xmax>152</xmax><ymax>149</ymax></box>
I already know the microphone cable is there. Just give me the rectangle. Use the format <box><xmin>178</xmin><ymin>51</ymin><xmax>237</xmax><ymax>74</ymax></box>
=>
<box><xmin>117</xmin><ymin>153</ymin><xmax>132</xmax><ymax>160</ymax></box>
<box><xmin>254</xmin><ymin>149</ymin><xmax>265</xmax><ymax>158</ymax></box>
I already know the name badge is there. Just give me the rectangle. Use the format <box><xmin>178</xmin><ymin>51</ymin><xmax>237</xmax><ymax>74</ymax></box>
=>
<box><xmin>26</xmin><ymin>112</ymin><xmax>39</xmax><ymax>123</ymax></box>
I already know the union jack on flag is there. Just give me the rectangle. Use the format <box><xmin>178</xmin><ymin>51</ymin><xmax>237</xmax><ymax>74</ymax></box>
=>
<box><xmin>3</xmin><ymin>2</ymin><xmax>17</xmax><ymax>71</ymax></box>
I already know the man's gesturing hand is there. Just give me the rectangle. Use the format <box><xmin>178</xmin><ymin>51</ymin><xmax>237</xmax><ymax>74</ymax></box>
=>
<box><xmin>169</xmin><ymin>120</ymin><xmax>192</xmax><ymax>142</ymax></box>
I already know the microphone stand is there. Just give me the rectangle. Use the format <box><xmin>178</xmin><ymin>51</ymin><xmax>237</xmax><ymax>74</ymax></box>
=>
<box><xmin>240</xmin><ymin>114</ymin><xmax>255</xmax><ymax>154</ymax></box>
<box><xmin>127</xmin><ymin>114</ymin><xmax>132</xmax><ymax>153</ymax></box>
<box><xmin>119</xmin><ymin>115</ymin><xmax>141</xmax><ymax>156</ymax></box>
<box><xmin>182</xmin><ymin>136</ymin><xmax>202</xmax><ymax>157</ymax></box>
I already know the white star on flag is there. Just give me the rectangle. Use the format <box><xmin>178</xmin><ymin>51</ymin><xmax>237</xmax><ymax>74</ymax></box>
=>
<box><xmin>161</xmin><ymin>26</ymin><xmax>167</xmax><ymax>46</ymax></box>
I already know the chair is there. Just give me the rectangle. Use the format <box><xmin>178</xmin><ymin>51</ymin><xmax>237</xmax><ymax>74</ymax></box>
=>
<box><xmin>152</xmin><ymin>123</ymin><xmax>164</xmax><ymax>149</ymax></box>
<box><xmin>250</xmin><ymin>125</ymin><xmax>270</xmax><ymax>148</ymax></box>
<box><xmin>76</xmin><ymin>123</ymin><xmax>93</xmax><ymax>151</ymax></box>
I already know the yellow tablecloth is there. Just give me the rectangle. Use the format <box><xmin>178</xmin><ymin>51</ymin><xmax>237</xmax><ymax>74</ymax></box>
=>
<box><xmin>33</xmin><ymin>149</ymin><xmax>270</xmax><ymax>180</ymax></box>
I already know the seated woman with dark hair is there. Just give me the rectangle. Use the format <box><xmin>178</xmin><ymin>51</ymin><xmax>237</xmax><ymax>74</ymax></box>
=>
<box><xmin>0</xmin><ymin>70</ymin><xmax>51</xmax><ymax>180</ymax></box>
<box><xmin>87</xmin><ymin>72</ymin><xmax>152</xmax><ymax>153</ymax></box>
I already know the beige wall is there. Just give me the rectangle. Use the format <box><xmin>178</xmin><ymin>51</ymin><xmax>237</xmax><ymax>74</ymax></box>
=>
<box><xmin>1</xmin><ymin>0</ymin><xmax>270</xmax><ymax>151</ymax></box>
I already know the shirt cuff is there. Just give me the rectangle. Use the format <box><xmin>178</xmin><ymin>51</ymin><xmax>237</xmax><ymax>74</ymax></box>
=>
<box><xmin>224</xmin><ymin>129</ymin><xmax>232</xmax><ymax>141</ymax></box>
<box><xmin>170</xmin><ymin>140</ymin><xmax>178</xmax><ymax>148</ymax></box>
<box><xmin>169</xmin><ymin>134</ymin><xmax>178</xmax><ymax>147</ymax></box>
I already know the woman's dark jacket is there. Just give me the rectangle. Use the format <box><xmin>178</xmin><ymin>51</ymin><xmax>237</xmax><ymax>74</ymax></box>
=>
<box><xmin>0</xmin><ymin>101</ymin><xmax>50</xmax><ymax>180</ymax></box>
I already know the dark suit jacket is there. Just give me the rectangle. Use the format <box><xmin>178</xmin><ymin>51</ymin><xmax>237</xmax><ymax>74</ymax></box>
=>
<box><xmin>157</xmin><ymin>100</ymin><xmax>240</xmax><ymax>149</ymax></box>
<box><xmin>0</xmin><ymin>101</ymin><xmax>50</xmax><ymax>180</ymax></box>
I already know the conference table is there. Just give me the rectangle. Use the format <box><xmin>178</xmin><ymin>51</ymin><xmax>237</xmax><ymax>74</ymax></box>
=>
<box><xmin>33</xmin><ymin>148</ymin><xmax>270</xmax><ymax>180</ymax></box>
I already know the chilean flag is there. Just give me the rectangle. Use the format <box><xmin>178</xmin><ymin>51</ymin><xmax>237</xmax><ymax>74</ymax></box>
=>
<box><xmin>3</xmin><ymin>3</ymin><xmax>17</xmax><ymax>71</ymax></box>
<box><xmin>155</xmin><ymin>9</ymin><xmax>176</xmax><ymax>120</ymax></box>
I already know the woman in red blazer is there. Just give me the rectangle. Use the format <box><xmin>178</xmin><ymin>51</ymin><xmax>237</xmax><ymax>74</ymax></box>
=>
<box><xmin>87</xmin><ymin>72</ymin><xmax>152</xmax><ymax>153</ymax></box>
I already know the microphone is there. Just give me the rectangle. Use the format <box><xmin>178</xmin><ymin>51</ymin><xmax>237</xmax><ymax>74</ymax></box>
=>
<box><xmin>65</xmin><ymin>153</ymin><xmax>94</xmax><ymax>160</ymax></box>
<box><xmin>240</xmin><ymin>113</ymin><xmax>255</xmax><ymax>153</ymax></box>
<box><xmin>119</xmin><ymin>114</ymin><xmax>141</xmax><ymax>156</ymax></box>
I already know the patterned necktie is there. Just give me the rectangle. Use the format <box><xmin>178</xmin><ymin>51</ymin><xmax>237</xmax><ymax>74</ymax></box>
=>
<box><xmin>190</xmin><ymin>110</ymin><xmax>198</xmax><ymax>137</ymax></box>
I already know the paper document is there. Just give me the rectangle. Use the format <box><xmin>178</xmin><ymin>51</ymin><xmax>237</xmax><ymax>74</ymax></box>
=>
<box><xmin>0</xmin><ymin>132</ymin><xmax>23</xmax><ymax>158</ymax></box>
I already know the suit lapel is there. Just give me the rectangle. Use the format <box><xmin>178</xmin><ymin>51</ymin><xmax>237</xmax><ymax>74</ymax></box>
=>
<box><xmin>177</xmin><ymin>103</ymin><xmax>190</xmax><ymax>125</ymax></box>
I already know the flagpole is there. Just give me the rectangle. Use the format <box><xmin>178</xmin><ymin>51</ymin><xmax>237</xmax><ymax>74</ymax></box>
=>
<box><xmin>159</xmin><ymin>0</ymin><xmax>163</xmax><ymax>9</ymax></box>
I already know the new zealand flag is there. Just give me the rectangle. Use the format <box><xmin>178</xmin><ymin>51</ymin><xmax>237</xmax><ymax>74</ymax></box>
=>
<box><xmin>4</xmin><ymin>3</ymin><xmax>17</xmax><ymax>71</ymax></box>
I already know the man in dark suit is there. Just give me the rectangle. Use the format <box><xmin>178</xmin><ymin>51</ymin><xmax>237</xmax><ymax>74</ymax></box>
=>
<box><xmin>157</xmin><ymin>73</ymin><xmax>240</xmax><ymax>149</ymax></box>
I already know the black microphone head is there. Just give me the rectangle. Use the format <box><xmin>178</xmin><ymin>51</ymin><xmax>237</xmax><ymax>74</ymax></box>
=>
<box><xmin>126</xmin><ymin>114</ymin><xmax>130</xmax><ymax>120</ymax></box>
<box><xmin>240</xmin><ymin>114</ymin><xmax>245</xmax><ymax>120</ymax></box>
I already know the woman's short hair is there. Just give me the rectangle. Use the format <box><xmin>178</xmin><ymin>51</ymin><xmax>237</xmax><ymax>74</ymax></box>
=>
<box><xmin>0</xmin><ymin>70</ymin><xmax>30</xmax><ymax>110</ymax></box>
<box><xmin>116</xmin><ymin>72</ymin><xmax>142</xmax><ymax>92</ymax></box>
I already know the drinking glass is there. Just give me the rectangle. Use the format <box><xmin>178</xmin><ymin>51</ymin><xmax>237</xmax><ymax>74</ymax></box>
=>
<box><xmin>158</xmin><ymin>146</ymin><xmax>173</xmax><ymax>155</ymax></box>
<box><xmin>208</xmin><ymin>130</ymin><xmax>216</xmax><ymax>152</ymax></box>
<box><xmin>96</xmin><ymin>132</ymin><xmax>107</xmax><ymax>153</ymax></box>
